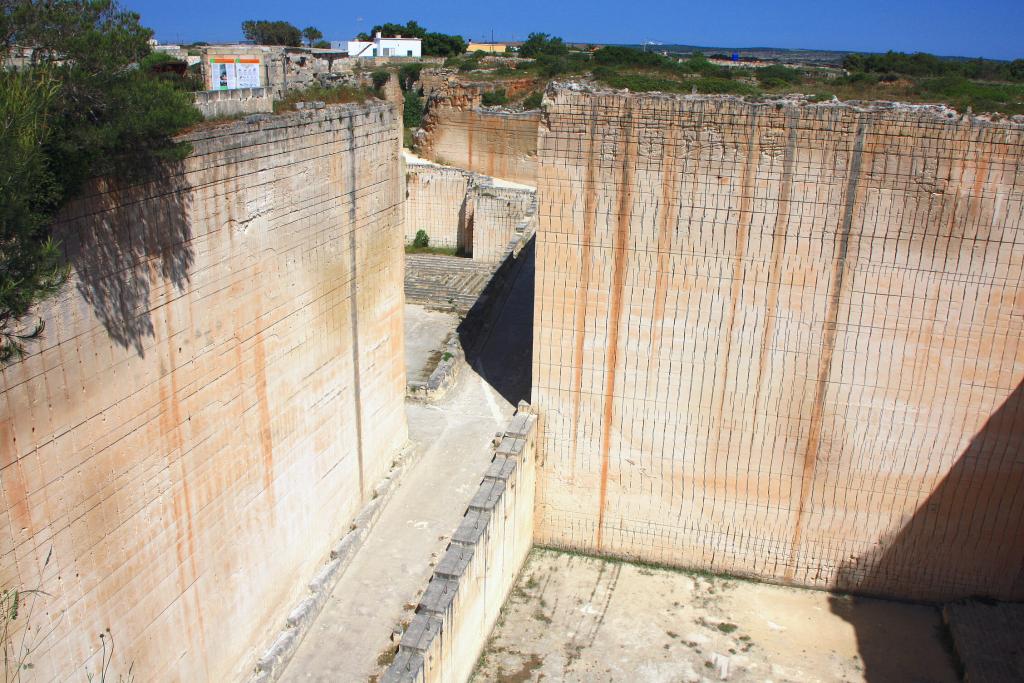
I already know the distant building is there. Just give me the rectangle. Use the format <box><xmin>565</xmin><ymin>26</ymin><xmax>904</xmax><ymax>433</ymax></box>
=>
<box><xmin>334</xmin><ymin>32</ymin><xmax>421</xmax><ymax>58</ymax></box>
<box><xmin>467</xmin><ymin>42</ymin><xmax>508</xmax><ymax>53</ymax></box>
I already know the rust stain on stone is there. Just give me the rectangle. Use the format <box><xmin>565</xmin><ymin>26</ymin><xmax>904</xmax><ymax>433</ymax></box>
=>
<box><xmin>786</xmin><ymin>121</ymin><xmax>868</xmax><ymax>581</ymax></box>
<box><xmin>596</xmin><ymin>103</ymin><xmax>635</xmax><ymax>550</ymax></box>
<box><xmin>707</xmin><ymin>111</ymin><xmax>759</xmax><ymax>474</ymax></box>
<box><xmin>253</xmin><ymin>329</ymin><xmax>276</xmax><ymax>505</ymax></box>
<box><xmin>466</xmin><ymin>116</ymin><xmax>474</xmax><ymax>170</ymax></box>
<box><xmin>751</xmin><ymin>111</ymin><xmax>799</xmax><ymax>420</ymax></box>
<box><xmin>651</xmin><ymin>118</ymin><xmax>682</xmax><ymax>352</ymax></box>
<box><xmin>159</xmin><ymin>295</ymin><xmax>209</xmax><ymax>668</ymax></box>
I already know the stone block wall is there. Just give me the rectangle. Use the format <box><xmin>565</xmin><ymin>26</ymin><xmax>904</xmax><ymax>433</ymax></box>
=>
<box><xmin>404</xmin><ymin>164</ymin><xmax>472</xmax><ymax>250</ymax></box>
<box><xmin>193</xmin><ymin>87</ymin><xmax>274</xmax><ymax>119</ymax></box>
<box><xmin>417</xmin><ymin>106</ymin><xmax>539</xmax><ymax>186</ymax></box>
<box><xmin>200</xmin><ymin>46</ymin><xmax>359</xmax><ymax>97</ymax></box>
<box><xmin>472</xmin><ymin>187</ymin><xmax>537</xmax><ymax>263</ymax></box>
<box><xmin>0</xmin><ymin>103</ymin><xmax>407</xmax><ymax>681</ymax></box>
<box><xmin>385</xmin><ymin>410</ymin><xmax>537</xmax><ymax>683</ymax></box>
<box><xmin>404</xmin><ymin>164</ymin><xmax>536</xmax><ymax>261</ymax></box>
<box><xmin>532</xmin><ymin>87</ymin><xmax>1024</xmax><ymax>602</ymax></box>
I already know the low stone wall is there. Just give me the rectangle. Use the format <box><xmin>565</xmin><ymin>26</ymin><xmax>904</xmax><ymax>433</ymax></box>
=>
<box><xmin>384</xmin><ymin>409</ymin><xmax>538</xmax><ymax>683</ymax></box>
<box><xmin>406</xmin><ymin>334</ymin><xmax>464</xmax><ymax>401</ymax></box>
<box><xmin>193</xmin><ymin>87</ymin><xmax>274</xmax><ymax>119</ymax></box>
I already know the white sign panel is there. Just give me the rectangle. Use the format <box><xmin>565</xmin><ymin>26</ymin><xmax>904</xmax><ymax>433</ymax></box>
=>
<box><xmin>209</xmin><ymin>58</ymin><xmax>261</xmax><ymax>90</ymax></box>
<box><xmin>235</xmin><ymin>61</ymin><xmax>261</xmax><ymax>88</ymax></box>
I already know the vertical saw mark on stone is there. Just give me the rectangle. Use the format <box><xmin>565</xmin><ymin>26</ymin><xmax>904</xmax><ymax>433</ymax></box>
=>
<box><xmin>596</xmin><ymin>102</ymin><xmax>635</xmax><ymax>550</ymax></box>
<box><xmin>652</xmin><ymin>119</ymin><xmax>682</xmax><ymax>353</ymax></box>
<box><xmin>569</xmin><ymin>102</ymin><xmax>601</xmax><ymax>480</ymax></box>
<box><xmin>749</xmin><ymin>110</ymin><xmax>799</xmax><ymax>504</ymax></box>
<box><xmin>787</xmin><ymin>120</ymin><xmax>868</xmax><ymax>581</ymax></box>
<box><xmin>348</xmin><ymin>117</ymin><xmax>367</xmax><ymax>502</ymax></box>
<box><xmin>707</xmin><ymin>110</ymin><xmax>759</xmax><ymax>511</ymax></box>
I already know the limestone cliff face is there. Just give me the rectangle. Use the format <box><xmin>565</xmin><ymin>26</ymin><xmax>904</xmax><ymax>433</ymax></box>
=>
<box><xmin>416</xmin><ymin>79</ymin><xmax>541</xmax><ymax>186</ymax></box>
<box><xmin>532</xmin><ymin>86</ymin><xmax>1024</xmax><ymax>602</ymax></box>
<box><xmin>0</xmin><ymin>103</ymin><xmax>408</xmax><ymax>680</ymax></box>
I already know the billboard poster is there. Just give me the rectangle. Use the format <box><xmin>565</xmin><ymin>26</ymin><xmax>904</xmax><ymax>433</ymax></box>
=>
<box><xmin>210</xmin><ymin>59</ymin><xmax>236</xmax><ymax>90</ymax></box>
<box><xmin>235</xmin><ymin>60</ymin><xmax>261</xmax><ymax>88</ymax></box>
<box><xmin>209</xmin><ymin>57</ymin><xmax>261</xmax><ymax>90</ymax></box>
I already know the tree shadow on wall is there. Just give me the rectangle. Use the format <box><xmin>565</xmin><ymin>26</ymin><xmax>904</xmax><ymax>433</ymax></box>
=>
<box><xmin>829</xmin><ymin>378</ymin><xmax>1024</xmax><ymax>681</ymax></box>
<box><xmin>458</xmin><ymin>236</ymin><xmax>534</xmax><ymax>406</ymax></box>
<box><xmin>55</xmin><ymin>167</ymin><xmax>194</xmax><ymax>357</ymax></box>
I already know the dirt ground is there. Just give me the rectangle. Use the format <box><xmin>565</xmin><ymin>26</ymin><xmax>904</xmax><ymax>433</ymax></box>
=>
<box><xmin>472</xmin><ymin>549</ymin><xmax>959</xmax><ymax>683</ymax></box>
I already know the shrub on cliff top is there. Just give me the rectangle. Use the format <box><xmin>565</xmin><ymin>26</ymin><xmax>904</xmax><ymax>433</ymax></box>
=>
<box><xmin>371</xmin><ymin>69</ymin><xmax>391</xmax><ymax>90</ymax></box>
<box><xmin>0</xmin><ymin>0</ymin><xmax>201</xmax><ymax>361</ymax></box>
<box><xmin>403</xmin><ymin>89</ymin><xmax>424</xmax><ymax>128</ymax></box>
<box><xmin>398</xmin><ymin>63</ymin><xmax>424</xmax><ymax>91</ymax></box>
<box><xmin>481</xmin><ymin>89</ymin><xmax>508</xmax><ymax>106</ymax></box>
<box><xmin>522</xmin><ymin>91</ymin><xmax>543</xmax><ymax>109</ymax></box>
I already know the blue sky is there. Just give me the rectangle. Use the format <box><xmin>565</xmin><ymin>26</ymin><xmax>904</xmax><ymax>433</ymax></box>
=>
<box><xmin>128</xmin><ymin>0</ymin><xmax>1023</xmax><ymax>61</ymax></box>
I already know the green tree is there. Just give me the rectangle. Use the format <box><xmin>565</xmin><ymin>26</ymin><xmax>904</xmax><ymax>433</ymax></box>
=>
<box><xmin>398</xmin><ymin>63</ymin><xmax>424</xmax><ymax>91</ymax></box>
<box><xmin>360</xmin><ymin>20</ymin><xmax>426</xmax><ymax>40</ymax></box>
<box><xmin>0</xmin><ymin>0</ymin><xmax>200</xmax><ymax>361</ymax></box>
<box><xmin>0</xmin><ymin>70</ymin><xmax>65</xmax><ymax>361</ymax></box>
<box><xmin>422</xmin><ymin>32</ymin><xmax>466</xmax><ymax>57</ymax></box>
<box><xmin>356</xmin><ymin>21</ymin><xmax>466</xmax><ymax>57</ymax></box>
<box><xmin>518</xmin><ymin>32</ymin><xmax>567</xmax><ymax>58</ymax></box>
<box><xmin>242</xmin><ymin>19</ymin><xmax>302</xmax><ymax>46</ymax></box>
<box><xmin>302</xmin><ymin>26</ymin><xmax>322</xmax><ymax>47</ymax></box>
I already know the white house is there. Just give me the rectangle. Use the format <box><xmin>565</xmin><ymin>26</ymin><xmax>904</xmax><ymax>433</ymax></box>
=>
<box><xmin>337</xmin><ymin>32</ymin><xmax>421</xmax><ymax>58</ymax></box>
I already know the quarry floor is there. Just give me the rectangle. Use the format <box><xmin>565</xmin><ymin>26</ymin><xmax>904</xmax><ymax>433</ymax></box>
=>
<box><xmin>404</xmin><ymin>304</ymin><xmax>459</xmax><ymax>383</ymax></box>
<box><xmin>472</xmin><ymin>549</ymin><xmax>961</xmax><ymax>683</ymax></box>
<box><xmin>282</xmin><ymin>249</ymin><xmax>535</xmax><ymax>681</ymax></box>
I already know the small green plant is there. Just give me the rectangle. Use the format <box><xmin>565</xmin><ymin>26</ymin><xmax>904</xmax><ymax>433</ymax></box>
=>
<box><xmin>375</xmin><ymin>645</ymin><xmax>397</xmax><ymax>667</ymax></box>
<box><xmin>481</xmin><ymin>89</ymin><xmax>508</xmax><ymax>106</ymax></box>
<box><xmin>522</xmin><ymin>91</ymin><xmax>543</xmax><ymax>109</ymax></box>
<box><xmin>3</xmin><ymin>548</ymin><xmax>54</xmax><ymax>681</ymax></box>
<box><xmin>273</xmin><ymin>84</ymin><xmax>374</xmax><ymax>113</ymax></box>
<box><xmin>413</xmin><ymin>230</ymin><xmax>430</xmax><ymax>248</ymax></box>
<box><xmin>371</xmin><ymin>70</ymin><xmax>391</xmax><ymax>91</ymax></box>
<box><xmin>716</xmin><ymin>622</ymin><xmax>738</xmax><ymax>634</ymax></box>
<box><xmin>85</xmin><ymin>630</ymin><xmax>135</xmax><ymax>683</ymax></box>
<box><xmin>398</xmin><ymin>63</ymin><xmax>424</xmax><ymax>91</ymax></box>
<box><xmin>403</xmin><ymin>90</ymin><xmax>424</xmax><ymax>129</ymax></box>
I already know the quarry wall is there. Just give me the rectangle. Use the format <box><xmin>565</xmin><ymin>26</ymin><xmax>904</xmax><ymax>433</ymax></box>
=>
<box><xmin>0</xmin><ymin>103</ymin><xmax>408</xmax><ymax>681</ymax></box>
<box><xmin>417</xmin><ymin>103</ymin><xmax>539</xmax><ymax>187</ymax></box>
<box><xmin>472</xmin><ymin>186</ymin><xmax>537</xmax><ymax>263</ymax></box>
<box><xmin>532</xmin><ymin>87</ymin><xmax>1024</xmax><ymax>602</ymax></box>
<box><xmin>193</xmin><ymin>87</ymin><xmax>274</xmax><ymax>119</ymax></box>
<box><xmin>385</xmin><ymin>410</ymin><xmax>537</xmax><ymax>683</ymax></box>
<box><xmin>404</xmin><ymin>162</ymin><xmax>536</xmax><ymax>262</ymax></box>
<box><xmin>405</xmin><ymin>165</ymin><xmax>472</xmax><ymax>250</ymax></box>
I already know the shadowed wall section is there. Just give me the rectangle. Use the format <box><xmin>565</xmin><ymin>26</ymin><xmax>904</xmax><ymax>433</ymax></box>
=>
<box><xmin>0</xmin><ymin>103</ymin><xmax>407</xmax><ymax>680</ymax></box>
<box><xmin>531</xmin><ymin>87</ymin><xmax>1024</xmax><ymax>602</ymax></box>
